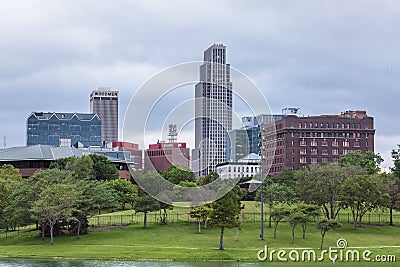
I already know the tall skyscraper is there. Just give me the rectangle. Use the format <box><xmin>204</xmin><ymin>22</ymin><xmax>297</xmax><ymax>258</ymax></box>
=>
<box><xmin>90</xmin><ymin>87</ymin><xmax>118</xmax><ymax>143</ymax></box>
<box><xmin>194</xmin><ymin>44</ymin><xmax>232</xmax><ymax>176</ymax></box>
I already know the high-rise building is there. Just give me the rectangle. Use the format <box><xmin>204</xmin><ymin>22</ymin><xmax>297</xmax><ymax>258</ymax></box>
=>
<box><xmin>261</xmin><ymin>110</ymin><xmax>375</xmax><ymax>175</ymax></box>
<box><xmin>90</xmin><ymin>87</ymin><xmax>118</xmax><ymax>143</ymax></box>
<box><xmin>26</xmin><ymin>112</ymin><xmax>102</xmax><ymax>147</ymax></box>
<box><xmin>194</xmin><ymin>44</ymin><xmax>232</xmax><ymax>176</ymax></box>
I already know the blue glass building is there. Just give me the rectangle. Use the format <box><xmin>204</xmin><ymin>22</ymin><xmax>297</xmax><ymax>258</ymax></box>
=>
<box><xmin>26</xmin><ymin>112</ymin><xmax>102</xmax><ymax>147</ymax></box>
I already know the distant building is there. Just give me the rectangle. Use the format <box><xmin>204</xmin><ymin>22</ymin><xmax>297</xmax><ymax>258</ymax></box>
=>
<box><xmin>261</xmin><ymin>110</ymin><xmax>375</xmax><ymax>175</ymax></box>
<box><xmin>194</xmin><ymin>44</ymin><xmax>232</xmax><ymax>177</ymax></box>
<box><xmin>26</xmin><ymin>112</ymin><xmax>102</xmax><ymax>147</ymax></box>
<box><xmin>0</xmin><ymin>145</ymin><xmax>131</xmax><ymax>179</ymax></box>
<box><xmin>90</xmin><ymin>87</ymin><xmax>118</xmax><ymax>143</ymax></box>
<box><xmin>144</xmin><ymin>141</ymin><xmax>190</xmax><ymax>171</ymax></box>
<box><xmin>112</xmin><ymin>141</ymin><xmax>143</xmax><ymax>169</ymax></box>
<box><xmin>216</xmin><ymin>153</ymin><xmax>261</xmax><ymax>179</ymax></box>
<box><xmin>226</xmin><ymin>115</ymin><xmax>283</xmax><ymax>162</ymax></box>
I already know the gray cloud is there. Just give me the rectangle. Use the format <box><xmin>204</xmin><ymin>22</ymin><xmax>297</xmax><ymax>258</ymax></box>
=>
<box><xmin>0</xmin><ymin>0</ymin><xmax>399</xmax><ymax>167</ymax></box>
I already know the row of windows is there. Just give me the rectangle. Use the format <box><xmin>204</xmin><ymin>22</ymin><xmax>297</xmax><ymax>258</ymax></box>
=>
<box><xmin>296</xmin><ymin>132</ymin><xmax>368</xmax><ymax>138</ymax></box>
<box><xmin>298</xmin><ymin>148</ymin><xmax>354</xmax><ymax>155</ymax></box>
<box><xmin>297</xmin><ymin>122</ymin><xmax>369</xmax><ymax>130</ymax></box>
<box><xmin>299</xmin><ymin>139</ymin><xmax>368</xmax><ymax>147</ymax></box>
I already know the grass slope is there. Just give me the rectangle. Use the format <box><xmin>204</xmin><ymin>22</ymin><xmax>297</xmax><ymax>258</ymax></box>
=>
<box><xmin>1</xmin><ymin>221</ymin><xmax>399</xmax><ymax>264</ymax></box>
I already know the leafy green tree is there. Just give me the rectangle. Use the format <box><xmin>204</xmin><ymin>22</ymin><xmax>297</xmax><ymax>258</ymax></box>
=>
<box><xmin>255</xmin><ymin>178</ymin><xmax>296</xmax><ymax>227</ymax></box>
<box><xmin>106</xmin><ymin>179</ymin><xmax>138</xmax><ymax>210</ymax></box>
<box><xmin>317</xmin><ymin>219</ymin><xmax>341</xmax><ymax>249</ymax></box>
<box><xmin>295</xmin><ymin>163</ymin><xmax>363</xmax><ymax>219</ymax></box>
<box><xmin>31</xmin><ymin>183</ymin><xmax>79</xmax><ymax>245</ymax></box>
<box><xmin>163</xmin><ymin>165</ymin><xmax>195</xmax><ymax>184</ymax></box>
<box><xmin>340</xmin><ymin>174</ymin><xmax>389</xmax><ymax>229</ymax></box>
<box><xmin>381</xmin><ymin>173</ymin><xmax>400</xmax><ymax>226</ymax></box>
<box><xmin>159</xmin><ymin>201</ymin><xmax>173</xmax><ymax>225</ymax></box>
<box><xmin>134</xmin><ymin>195</ymin><xmax>160</xmax><ymax>229</ymax></box>
<box><xmin>339</xmin><ymin>150</ymin><xmax>383</xmax><ymax>174</ymax></box>
<box><xmin>270</xmin><ymin>206</ymin><xmax>291</xmax><ymax>239</ymax></box>
<box><xmin>89</xmin><ymin>154</ymin><xmax>119</xmax><ymax>181</ymax></box>
<box><xmin>208</xmin><ymin>187</ymin><xmax>241</xmax><ymax>250</ymax></box>
<box><xmin>296</xmin><ymin>203</ymin><xmax>321</xmax><ymax>239</ymax></box>
<box><xmin>0</xmin><ymin>164</ymin><xmax>23</xmax><ymax>229</ymax></box>
<box><xmin>287</xmin><ymin>211</ymin><xmax>306</xmax><ymax>244</ymax></box>
<box><xmin>72</xmin><ymin>179</ymin><xmax>117</xmax><ymax>237</ymax></box>
<box><xmin>190</xmin><ymin>205</ymin><xmax>211</xmax><ymax>233</ymax></box>
<box><xmin>197</xmin><ymin>171</ymin><xmax>219</xmax><ymax>186</ymax></box>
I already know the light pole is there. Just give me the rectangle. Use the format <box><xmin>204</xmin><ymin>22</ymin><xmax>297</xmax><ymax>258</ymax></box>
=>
<box><xmin>258</xmin><ymin>129</ymin><xmax>264</xmax><ymax>241</ymax></box>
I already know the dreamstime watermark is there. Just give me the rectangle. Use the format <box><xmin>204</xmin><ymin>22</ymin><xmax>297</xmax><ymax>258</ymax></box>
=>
<box><xmin>257</xmin><ymin>238</ymin><xmax>396</xmax><ymax>263</ymax></box>
<box><xmin>122</xmin><ymin>62</ymin><xmax>276</xmax><ymax>207</ymax></box>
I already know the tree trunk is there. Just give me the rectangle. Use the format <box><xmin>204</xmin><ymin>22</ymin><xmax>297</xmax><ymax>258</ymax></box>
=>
<box><xmin>41</xmin><ymin>222</ymin><xmax>46</xmax><ymax>241</ymax></box>
<box><xmin>353</xmin><ymin>220</ymin><xmax>357</xmax><ymax>230</ymax></box>
<box><xmin>219</xmin><ymin>226</ymin><xmax>225</xmax><ymax>250</ymax></box>
<box><xmin>268</xmin><ymin>202</ymin><xmax>272</xmax><ymax>228</ymax></box>
<box><xmin>77</xmin><ymin>220</ymin><xmax>81</xmax><ymax>239</ymax></box>
<box><xmin>302</xmin><ymin>223</ymin><xmax>306</xmax><ymax>239</ymax></box>
<box><xmin>50</xmin><ymin>223</ymin><xmax>54</xmax><ymax>246</ymax></box>
<box><xmin>273</xmin><ymin>223</ymin><xmax>278</xmax><ymax>239</ymax></box>
<box><xmin>198</xmin><ymin>221</ymin><xmax>201</xmax><ymax>233</ymax></box>
<box><xmin>291</xmin><ymin>226</ymin><xmax>295</xmax><ymax>244</ymax></box>
<box><xmin>390</xmin><ymin>207</ymin><xmax>393</xmax><ymax>226</ymax></box>
<box><xmin>235</xmin><ymin>227</ymin><xmax>239</xmax><ymax>242</ymax></box>
<box><xmin>144</xmin><ymin>212</ymin><xmax>147</xmax><ymax>229</ymax></box>
<box><xmin>320</xmin><ymin>232</ymin><xmax>325</xmax><ymax>249</ymax></box>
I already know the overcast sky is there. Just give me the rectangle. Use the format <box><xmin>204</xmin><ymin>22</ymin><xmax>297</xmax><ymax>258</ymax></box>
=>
<box><xmin>0</xmin><ymin>0</ymin><xmax>399</xmax><ymax>167</ymax></box>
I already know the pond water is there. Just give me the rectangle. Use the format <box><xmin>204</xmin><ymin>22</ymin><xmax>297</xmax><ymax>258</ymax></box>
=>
<box><xmin>0</xmin><ymin>259</ymin><xmax>245</xmax><ymax>267</ymax></box>
<box><xmin>0</xmin><ymin>259</ymin><xmax>398</xmax><ymax>267</ymax></box>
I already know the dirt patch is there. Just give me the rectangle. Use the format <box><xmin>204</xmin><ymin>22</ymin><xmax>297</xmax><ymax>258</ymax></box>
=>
<box><xmin>89</xmin><ymin>225</ymin><xmax>129</xmax><ymax>232</ymax></box>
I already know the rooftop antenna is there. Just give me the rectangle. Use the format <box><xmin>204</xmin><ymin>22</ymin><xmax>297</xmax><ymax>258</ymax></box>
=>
<box><xmin>168</xmin><ymin>124</ymin><xmax>178</xmax><ymax>143</ymax></box>
<box><xmin>3</xmin><ymin>136</ymin><xmax>6</xmax><ymax>149</ymax></box>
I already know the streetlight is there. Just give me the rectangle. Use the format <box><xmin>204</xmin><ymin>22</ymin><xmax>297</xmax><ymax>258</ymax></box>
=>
<box><xmin>258</xmin><ymin>130</ymin><xmax>264</xmax><ymax>241</ymax></box>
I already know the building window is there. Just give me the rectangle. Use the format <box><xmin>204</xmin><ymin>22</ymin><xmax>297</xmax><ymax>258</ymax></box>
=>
<box><xmin>311</xmin><ymin>157</ymin><xmax>318</xmax><ymax>164</ymax></box>
<box><xmin>311</xmin><ymin>140</ymin><xmax>317</xmax><ymax>146</ymax></box>
<box><xmin>322</xmin><ymin>157</ymin><xmax>329</xmax><ymax>163</ymax></box>
<box><xmin>311</xmin><ymin>148</ymin><xmax>318</xmax><ymax>155</ymax></box>
<box><xmin>332</xmin><ymin>157</ymin><xmax>339</xmax><ymax>162</ymax></box>
<box><xmin>300</xmin><ymin>139</ymin><xmax>306</xmax><ymax>146</ymax></box>
<box><xmin>354</xmin><ymin>140</ymin><xmax>360</xmax><ymax>147</ymax></box>
<box><xmin>343</xmin><ymin>149</ymin><xmax>349</xmax><ymax>155</ymax></box>
<box><xmin>332</xmin><ymin>149</ymin><xmax>339</xmax><ymax>155</ymax></box>
<box><xmin>300</xmin><ymin>148</ymin><xmax>307</xmax><ymax>155</ymax></box>
<box><xmin>322</xmin><ymin>148</ymin><xmax>328</xmax><ymax>155</ymax></box>
<box><xmin>300</xmin><ymin>156</ymin><xmax>307</xmax><ymax>164</ymax></box>
<box><xmin>332</xmin><ymin>140</ymin><xmax>339</xmax><ymax>147</ymax></box>
<box><xmin>322</xmin><ymin>139</ymin><xmax>328</xmax><ymax>146</ymax></box>
<box><xmin>343</xmin><ymin>140</ymin><xmax>350</xmax><ymax>147</ymax></box>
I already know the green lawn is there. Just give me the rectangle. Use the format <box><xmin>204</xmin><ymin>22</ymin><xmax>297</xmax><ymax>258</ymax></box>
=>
<box><xmin>1</xmin><ymin>220</ymin><xmax>399</xmax><ymax>264</ymax></box>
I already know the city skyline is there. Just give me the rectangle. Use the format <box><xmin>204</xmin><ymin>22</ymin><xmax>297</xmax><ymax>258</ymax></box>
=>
<box><xmin>0</xmin><ymin>1</ymin><xmax>399</xmax><ymax>167</ymax></box>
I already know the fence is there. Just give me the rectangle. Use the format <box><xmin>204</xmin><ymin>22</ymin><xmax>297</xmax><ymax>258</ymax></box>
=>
<box><xmin>2</xmin><ymin>212</ymin><xmax>400</xmax><ymax>239</ymax></box>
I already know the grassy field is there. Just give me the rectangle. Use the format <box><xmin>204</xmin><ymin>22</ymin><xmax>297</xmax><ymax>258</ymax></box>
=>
<box><xmin>1</xmin><ymin>220</ymin><xmax>399</xmax><ymax>264</ymax></box>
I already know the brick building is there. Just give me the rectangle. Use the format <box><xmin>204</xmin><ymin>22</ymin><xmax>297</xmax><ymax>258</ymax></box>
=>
<box><xmin>261</xmin><ymin>110</ymin><xmax>375</xmax><ymax>175</ymax></box>
<box><xmin>144</xmin><ymin>141</ymin><xmax>190</xmax><ymax>171</ymax></box>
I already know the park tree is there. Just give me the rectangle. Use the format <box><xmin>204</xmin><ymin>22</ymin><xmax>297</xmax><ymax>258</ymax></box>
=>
<box><xmin>295</xmin><ymin>163</ymin><xmax>363</xmax><ymax>219</ymax></box>
<box><xmin>163</xmin><ymin>165</ymin><xmax>195</xmax><ymax>184</ymax></box>
<box><xmin>339</xmin><ymin>150</ymin><xmax>383</xmax><ymax>174</ymax></box>
<box><xmin>255</xmin><ymin>178</ymin><xmax>296</xmax><ymax>227</ymax></box>
<box><xmin>270</xmin><ymin>206</ymin><xmax>291</xmax><ymax>239</ymax></box>
<box><xmin>381</xmin><ymin>173</ymin><xmax>400</xmax><ymax>226</ymax></box>
<box><xmin>287</xmin><ymin>211</ymin><xmax>306</xmax><ymax>244</ymax></box>
<box><xmin>31</xmin><ymin>183</ymin><xmax>79</xmax><ymax>245</ymax></box>
<box><xmin>0</xmin><ymin>164</ymin><xmax>23</xmax><ymax>230</ymax></box>
<box><xmin>208</xmin><ymin>187</ymin><xmax>241</xmax><ymax>250</ymax></box>
<box><xmin>340</xmin><ymin>173</ymin><xmax>389</xmax><ymax>229</ymax></box>
<box><xmin>134</xmin><ymin>195</ymin><xmax>160</xmax><ymax>229</ymax></box>
<box><xmin>317</xmin><ymin>219</ymin><xmax>341</xmax><ymax>249</ymax></box>
<box><xmin>89</xmin><ymin>154</ymin><xmax>119</xmax><ymax>181</ymax></box>
<box><xmin>197</xmin><ymin>171</ymin><xmax>219</xmax><ymax>186</ymax></box>
<box><xmin>190</xmin><ymin>205</ymin><xmax>211</xmax><ymax>233</ymax></box>
<box><xmin>72</xmin><ymin>179</ymin><xmax>117</xmax><ymax>237</ymax></box>
<box><xmin>105</xmin><ymin>179</ymin><xmax>138</xmax><ymax>210</ymax></box>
